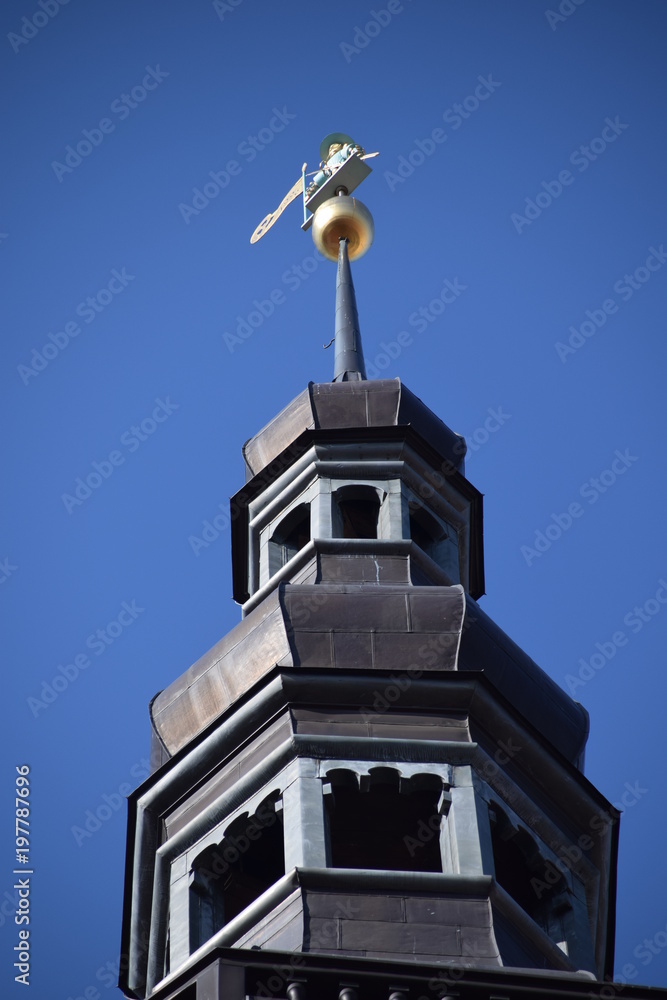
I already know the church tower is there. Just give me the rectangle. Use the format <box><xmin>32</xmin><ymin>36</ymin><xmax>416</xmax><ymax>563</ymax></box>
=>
<box><xmin>119</xmin><ymin>143</ymin><xmax>659</xmax><ymax>1000</ymax></box>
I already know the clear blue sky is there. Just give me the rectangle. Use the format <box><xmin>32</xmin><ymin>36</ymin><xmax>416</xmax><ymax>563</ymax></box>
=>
<box><xmin>2</xmin><ymin>2</ymin><xmax>667</xmax><ymax>997</ymax></box>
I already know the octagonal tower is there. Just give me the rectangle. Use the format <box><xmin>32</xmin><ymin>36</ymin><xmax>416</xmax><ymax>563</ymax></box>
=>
<box><xmin>120</xmin><ymin>239</ymin><xmax>631</xmax><ymax>1000</ymax></box>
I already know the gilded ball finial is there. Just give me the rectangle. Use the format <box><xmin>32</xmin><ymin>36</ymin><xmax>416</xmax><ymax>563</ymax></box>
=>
<box><xmin>311</xmin><ymin>195</ymin><xmax>374</xmax><ymax>262</ymax></box>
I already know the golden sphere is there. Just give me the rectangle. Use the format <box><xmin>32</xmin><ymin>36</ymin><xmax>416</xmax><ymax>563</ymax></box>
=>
<box><xmin>311</xmin><ymin>195</ymin><xmax>374</xmax><ymax>262</ymax></box>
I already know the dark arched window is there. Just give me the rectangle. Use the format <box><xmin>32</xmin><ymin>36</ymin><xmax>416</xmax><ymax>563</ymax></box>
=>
<box><xmin>334</xmin><ymin>485</ymin><xmax>382</xmax><ymax>540</ymax></box>
<box><xmin>489</xmin><ymin>803</ymin><xmax>567</xmax><ymax>931</ymax></box>
<box><xmin>408</xmin><ymin>503</ymin><xmax>459</xmax><ymax>580</ymax></box>
<box><xmin>189</xmin><ymin>796</ymin><xmax>283</xmax><ymax>952</ymax></box>
<box><xmin>325</xmin><ymin>768</ymin><xmax>445</xmax><ymax>873</ymax></box>
<box><xmin>269</xmin><ymin>503</ymin><xmax>310</xmax><ymax>576</ymax></box>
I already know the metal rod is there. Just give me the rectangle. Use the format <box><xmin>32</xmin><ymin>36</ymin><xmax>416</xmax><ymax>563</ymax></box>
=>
<box><xmin>302</xmin><ymin>161</ymin><xmax>307</xmax><ymax>225</ymax></box>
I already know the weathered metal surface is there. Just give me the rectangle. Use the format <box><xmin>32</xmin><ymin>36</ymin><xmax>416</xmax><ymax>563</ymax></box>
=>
<box><xmin>242</xmin><ymin>379</ymin><xmax>466</xmax><ymax>480</ymax></box>
<box><xmin>315</xmin><ymin>542</ymin><xmax>412</xmax><ymax>586</ymax></box>
<box><xmin>233</xmin><ymin>889</ymin><xmax>304</xmax><ymax>952</ymax></box>
<box><xmin>162</xmin><ymin>714</ymin><xmax>292</xmax><ymax>840</ymax></box>
<box><xmin>151</xmin><ymin>584</ymin><xmax>465</xmax><ymax>756</ymax></box>
<box><xmin>150</xmin><ymin>588</ymin><xmax>291</xmax><ymax>755</ymax></box>
<box><xmin>150</xmin><ymin>583</ymin><xmax>588</xmax><ymax>768</ymax></box>
<box><xmin>152</xmin><ymin>584</ymin><xmax>588</xmax><ymax>776</ymax></box>
<box><xmin>242</xmin><ymin>386</ymin><xmax>314</xmax><ymax>482</ymax></box>
<box><xmin>290</xmin><ymin>707</ymin><xmax>469</xmax><ymax>743</ymax></box>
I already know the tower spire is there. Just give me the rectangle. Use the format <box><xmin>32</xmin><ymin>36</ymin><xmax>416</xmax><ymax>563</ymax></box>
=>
<box><xmin>333</xmin><ymin>237</ymin><xmax>367</xmax><ymax>382</ymax></box>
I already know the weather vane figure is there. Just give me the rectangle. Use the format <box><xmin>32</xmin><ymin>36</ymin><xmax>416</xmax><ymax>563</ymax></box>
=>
<box><xmin>250</xmin><ymin>132</ymin><xmax>378</xmax><ymax>262</ymax></box>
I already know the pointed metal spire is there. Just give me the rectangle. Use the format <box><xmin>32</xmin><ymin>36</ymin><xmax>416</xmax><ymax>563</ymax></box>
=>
<box><xmin>333</xmin><ymin>237</ymin><xmax>367</xmax><ymax>382</ymax></box>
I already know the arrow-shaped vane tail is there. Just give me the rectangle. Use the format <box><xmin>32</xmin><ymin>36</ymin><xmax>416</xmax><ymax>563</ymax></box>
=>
<box><xmin>250</xmin><ymin>174</ymin><xmax>305</xmax><ymax>244</ymax></box>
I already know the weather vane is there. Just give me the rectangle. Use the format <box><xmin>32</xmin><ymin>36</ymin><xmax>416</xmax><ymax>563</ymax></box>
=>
<box><xmin>250</xmin><ymin>132</ymin><xmax>378</xmax><ymax>261</ymax></box>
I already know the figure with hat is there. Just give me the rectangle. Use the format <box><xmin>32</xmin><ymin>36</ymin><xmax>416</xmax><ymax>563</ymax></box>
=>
<box><xmin>305</xmin><ymin>132</ymin><xmax>365</xmax><ymax>199</ymax></box>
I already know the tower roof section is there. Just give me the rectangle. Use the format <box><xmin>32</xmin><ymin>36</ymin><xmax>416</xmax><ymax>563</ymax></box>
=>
<box><xmin>242</xmin><ymin>378</ymin><xmax>466</xmax><ymax>482</ymax></box>
<box><xmin>233</xmin><ymin>377</ymin><xmax>483</xmax><ymax>607</ymax></box>
<box><xmin>149</xmin><ymin>583</ymin><xmax>589</xmax><ymax>767</ymax></box>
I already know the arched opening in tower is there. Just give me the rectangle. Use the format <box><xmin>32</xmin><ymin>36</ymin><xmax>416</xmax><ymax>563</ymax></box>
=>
<box><xmin>334</xmin><ymin>485</ymin><xmax>382</xmax><ymax>539</ymax></box>
<box><xmin>489</xmin><ymin>802</ymin><xmax>570</xmax><ymax>941</ymax></box>
<box><xmin>189</xmin><ymin>796</ymin><xmax>284</xmax><ymax>952</ymax></box>
<box><xmin>269</xmin><ymin>503</ymin><xmax>311</xmax><ymax>575</ymax></box>
<box><xmin>325</xmin><ymin>768</ymin><xmax>444</xmax><ymax>872</ymax></box>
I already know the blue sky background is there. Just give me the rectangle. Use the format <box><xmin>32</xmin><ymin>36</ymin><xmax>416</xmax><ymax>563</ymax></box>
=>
<box><xmin>2</xmin><ymin>1</ymin><xmax>667</xmax><ymax>997</ymax></box>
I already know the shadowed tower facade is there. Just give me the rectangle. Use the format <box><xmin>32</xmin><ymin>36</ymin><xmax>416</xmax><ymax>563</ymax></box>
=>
<box><xmin>120</xmin><ymin>237</ymin><xmax>655</xmax><ymax>1000</ymax></box>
